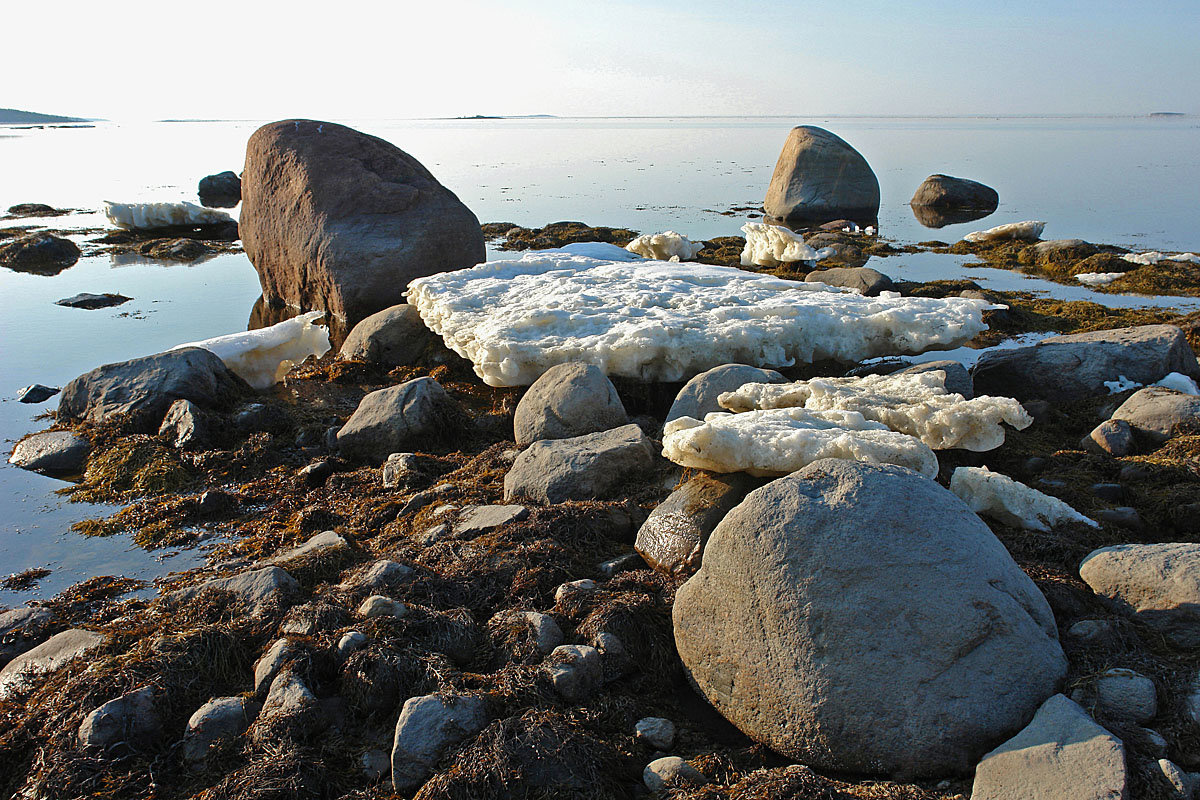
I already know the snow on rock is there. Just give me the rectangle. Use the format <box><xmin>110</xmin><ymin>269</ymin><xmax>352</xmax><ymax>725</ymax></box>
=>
<box><xmin>739</xmin><ymin>222</ymin><xmax>817</xmax><ymax>267</ymax></box>
<box><xmin>1155</xmin><ymin>372</ymin><xmax>1200</xmax><ymax>395</ymax></box>
<box><xmin>549</xmin><ymin>242</ymin><xmax>642</xmax><ymax>261</ymax></box>
<box><xmin>963</xmin><ymin>221</ymin><xmax>1046</xmax><ymax>244</ymax></box>
<box><xmin>1075</xmin><ymin>272</ymin><xmax>1124</xmax><ymax>286</ymax></box>
<box><xmin>718</xmin><ymin>371</ymin><xmax>1031</xmax><ymax>451</ymax></box>
<box><xmin>661</xmin><ymin>408</ymin><xmax>939</xmax><ymax>478</ymax></box>
<box><xmin>104</xmin><ymin>201</ymin><xmax>233</xmax><ymax>230</ymax></box>
<box><xmin>1121</xmin><ymin>251</ymin><xmax>1200</xmax><ymax>266</ymax></box>
<box><xmin>1104</xmin><ymin>375</ymin><xmax>1142</xmax><ymax>394</ymax></box>
<box><xmin>172</xmin><ymin>311</ymin><xmax>330</xmax><ymax>390</ymax></box>
<box><xmin>950</xmin><ymin>466</ymin><xmax>1097</xmax><ymax>532</ymax></box>
<box><xmin>406</xmin><ymin>253</ymin><xmax>995</xmax><ymax>387</ymax></box>
<box><xmin>624</xmin><ymin>231</ymin><xmax>703</xmax><ymax>261</ymax></box>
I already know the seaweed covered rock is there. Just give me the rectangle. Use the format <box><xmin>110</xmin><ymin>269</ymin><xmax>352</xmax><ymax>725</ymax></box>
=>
<box><xmin>0</xmin><ymin>629</ymin><xmax>106</xmax><ymax>697</ymax></box>
<box><xmin>666</xmin><ymin>363</ymin><xmax>787</xmax><ymax>423</ymax></box>
<box><xmin>391</xmin><ymin>693</ymin><xmax>488</xmax><ymax>792</ymax></box>
<box><xmin>513</xmin><ymin>362</ymin><xmax>628</xmax><ymax>445</ymax></box>
<box><xmin>673</xmin><ymin>459</ymin><xmax>1067</xmax><ymax>778</ymax></box>
<box><xmin>0</xmin><ymin>232</ymin><xmax>80</xmax><ymax>274</ymax></box>
<box><xmin>910</xmin><ymin>174</ymin><xmax>999</xmax><ymax>211</ymax></box>
<box><xmin>8</xmin><ymin>430</ymin><xmax>89</xmax><ymax>475</ymax></box>
<box><xmin>338</xmin><ymin>303</ymin><xmax>437</xmax><ymax>367</ymax></box>
<box><xmin>58</xmin><ymin>347</ymin><xmax>252</xmax><ymax>428</ymax></box>
<box><xmin>336</xmin><ymin>377</ymin><xmax>462</xmax><ymax>462</ymax></box>
<box><xmin>764</xmin><ymin>126</ymin><xmax>880</xmax><ymax>226</ymax></box>
<box><xmin>635</xmin><ymin>472</ymin><xmax>760</xmax><ymax>577</ymax></box>
<box><xmin>1080</xmin><ymin>543</ymin><xmax>1200</xmax><ymax>648</ymax></box>
<box><xmin>183</xmin><ymin>697</ymin><xmax>260</xmax><ymax>763</ymax></box>
<box><xmin>504</xmin><ymin>423</ymin><xmax>657</xmax><ymax>504</ymax></box>
<box><xmin>240</xmin><ymin>119</ymin><xmax>485</xmax><ymax>327</ymax></box>
<box><xmin>167</xmin><ymin>566</ymin><xmax>299</xmax><ymax>617</ymax></box>
<box><xmin>972</xmin><ymin>325</ymin><xmax>1200</xmax><ymax>403</ymax></box>
<box><xmin>77</xmin><ymin>686</ymin><xmax>159</xmax><ymax>750</ymax></box>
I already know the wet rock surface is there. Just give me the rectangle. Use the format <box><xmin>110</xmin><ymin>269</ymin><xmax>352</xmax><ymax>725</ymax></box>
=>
<box><xmin>0</xmin><ymin>232</ymin><xmax>80</xmax><ymax>273</ymax></box>
<box><xmin>8</xmin><ymin>430</ymin><xmax>90</xmax><ymax>475</ymax></box>
<box><xmin>55</xmin><ymin>292</ymin><xmax>132</xmax><ymax>309</ymax></box>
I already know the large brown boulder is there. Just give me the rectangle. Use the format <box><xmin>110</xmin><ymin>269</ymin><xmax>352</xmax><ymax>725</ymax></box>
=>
<box><xmin>910</xmin><ymin>174</ymin><xmax>999</xmax><ymax>211</ymax></box>
<box><xmin>240</xmin><ymin>119</ymin><xmax>485</xmax><ymax>327</ymax></box>
<box><xmin>763</xmin><ymin>126</ymin><xmax>880</xmax><ymax>226</ymax></box>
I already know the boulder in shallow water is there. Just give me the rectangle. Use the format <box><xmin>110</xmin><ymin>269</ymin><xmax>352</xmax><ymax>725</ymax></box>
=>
<box><xmin>240</xmin><ymin>119</ymin><xmax>485</xmax><ymax>327</ymax></box>
<box><xmin>513</xmin><ymin>362</ymin><xmax>628</xmax><ymax>445</ymax></box>
<box><xmin>55</xmin><ymin>292</ymin><xmax>132</xmax><ymax>310</ymax></box>
<box><xmin>673</xmin><ymin>459</ymin><xmax>1067</xmax><ymax>778</ymax></box>
<box><xmin>198</xmin><ymin>170</ymin><xmax>241</xmax><ymax>208</ymax></box>
<box><xmin>909</xmin><ymin>174</ymin><xmax>998</xmax><ymax>211</ymax></box>
<box><xmin>764</xmin><ymin>126</ymin><xmax>880</xmax><ymax>226</ymax></box>
<box><xmin>17</xmin><ymin>384</ymin><xmax>59</xmax><ymax>403</ymax></box>
<box><xmin>0</xmin><ymin>232</ymin><xmax>80</xmax><ymax>273</ymax></box>
<box><xmin>8</xmin><ymin>430</ymin><xmax>89</xmax><ymax>475</ymax></box>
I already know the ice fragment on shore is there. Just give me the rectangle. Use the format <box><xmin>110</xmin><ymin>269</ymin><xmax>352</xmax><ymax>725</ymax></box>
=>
<box><xmin>962</xmin><ymin>220</ymin><xmax>1046</xmax><ymax>243</ymax></box>
<box><xmin>950</xmin><ymin>466</ymin><xmax>1097</xmax><ymax>532</ymax></box>
<box><xmin>740</xmin><ymin>222</ymin><xmax>817</xmax><ymax>267</ymax></box>
<box><xmin>1075</xmin><ymin>272</ymin><xmax>1124</xmax><ymax>286</ymax></box>
<box><xmin>661</xmin><ymin>408</ymin><xmax>939</xmax><ymax>478</ymax></box>
<box><xmin>104</xmin><ymin>200</ymin><xmax>233</xmax><ymax>230</ymax></box>
<box><xmin>625</xmin><ymin>231</ymin><xmax>703</xmax><ymax>261</ymax></box>
<box><xmin>1155</xmin><ymin>372</ymin><xmax>1200</xmax><ymax>395</ymax></box>
<box><xmin>718</xmin><ymin>371</ymin><xmax>1031</xmax><ymax>451</ymax></box>
<box><xmin>172</xmin><ymin>311</ymin><xmax>330</xmax><ymax>390</ymax></box>
<box><xmin>406</xmin><ymin>254</ymin><xmax>994</xmax><ymax>387</ymax></box>
<box><xmin>549</xmin><ymin>242</ymin><xmax>642</xmax><ymax>261</ymax></box>
<box><xmin>1121</xmin><ymin>251</ymin><xmax>1200</xmax><ymax>266</ymax></box>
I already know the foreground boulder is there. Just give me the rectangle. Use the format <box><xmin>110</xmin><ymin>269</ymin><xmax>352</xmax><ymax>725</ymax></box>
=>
<box><xmin>673</xmin><ymin>459</ymin><xmax>1066</xmax><ymax>778</ymax></box>
<box><xmin>78</xmin><ymin>686</ymin><xmax>159</xmax><ymax>750</ymax></box>
<box><xmin>58</xmin><ymin>348</ymin><xmax>252</xmax><ymax>428</ymax></box>
<box><xmin>972</xmin><ymin>325</ymin><xmax>1200</xmax><ymax>403</ymax></box>
<box><xmin>666</xmin><ymin>364</ymin><xmax>786</xmax><ymax>423</ymax></box>
<box><xmin>1080</xmin><ymin>543</ymin><xmax>1200</xmax><ymax>648</ymax></box>
<box><xmin>0</xmin><ymin>629</ymin><xmax>106</xmax><ymax>697</ymax></box>
<box><xmin>504</xmin><ymin>424</ymin><xmax>657</xmax><ymax>504</ymax></box>
<box><xmin>635</xmin><ymin>472</ymin><xmax>759</xmax><ymax>577</ymax></box>
<box><xmin>1110</xmin><ymin>386</ymin><xmax>1200</xmax><ymax>446</ymax></box>
<box><xmin>338</xmin><ymin>303</ymin><xmax>437</xmax><ymax>367</ymax></box>
<box><xmin>8</xmin><ymin>430</ymin><xmax>89</xmax><ymax>475</ymax></box>
<box><xmin>336</xmin><ymin>377</ymin><xmax>462</xmax><ymax>462</ymax></box>
<box><xmin>0</xmin><ymin>232</ymin><xmax>80</xmax><ymax>273</ymax></box>
<box><xmin>240</xmin><ymin>119</ymin><xmax>485</xmax><ymax>326</ymax></box>
<box><xmin>971</xmin><ymin>694</ymin><xmax>1127</xmax><ymax>800</ymax></box>
<box><xmin>513</xmin><ymin>362</ymin><xmax>628</xmax><ymax>445</ymax></box>
<box><xmin>391</xmin><ymin>693</ymin><xmax>488</xmax><ymax>792</ymax></box>
<box><xmin>764</xmin><ymin>126</ymin><xmax>880</xmax><ymax>225</ymax></box>
<box><xmin>910</xmin><ymin>174</ymin><xmax>999</xmax><ymax>211</ymax></box>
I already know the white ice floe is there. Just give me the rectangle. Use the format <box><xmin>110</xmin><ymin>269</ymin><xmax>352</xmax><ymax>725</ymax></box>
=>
<box><xmin>1121</xmin><ymin>251</ymin><xmax>1200</xmax><ymax>266</ymax></box>
<box><xmin>406</xmin><ymin>253</ymin><xmax>995</xmax><ymax>387</ymax></box>
<box><xmin>624</xmin><ymin>231</ymin><xmax>703</xmax><ymax>261</ymax></box>
<box><xmin>740</xmin><ymin>222</ymin><xmax>817</xmax><ymax>267</ymax></box>
<box><xmin>1103</xmin><ymin>374</ymin><xmax>1142</xmax><ymax>394</ymax></box>
<box><xmin>548</xmin><ymin>242</ymin><xmax>642</xmax><ymax>261</ymax></box>
<box><xmin>962</xmin><ymin>220</ymin><xmax>1046</xmax><ymax>244</ymax></box>
<box><xmin>1155</xmin><ymin>372</ymin><xmax>1200</xmax><ymax>395</ymax></box>
<box><xmin>718</xmin><ymin>371</ymin><xmax>1031</xmax><ymax>451</ymax></box>
<box><xmin>950</xmin><ymin>466</ymin><xmax>1097</xmax><ymax>532</ymax></box>
<box><xmin>661</xmin><ymin>408</ymin><xmax>939</xmax><ymax>478</ymax></box>
<box><xmin>104</xmin><ymin>200</ymin><xmax>233</xmax><ymax>230</ymax></box>
<box><xmin>172</xmin><ymin>311</ymin><xmax>330</xmax><ymax>390</ymax></box>
<box><xmin>1075</xmin><ymin>272</ymin><xmax>1124</xmax><ymax>286</ymax></box>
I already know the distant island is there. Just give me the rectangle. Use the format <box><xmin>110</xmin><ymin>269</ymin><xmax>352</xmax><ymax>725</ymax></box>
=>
<box><xmin>1149</xmin><ymin>112</ymin><xmax>1186</xmax><ymax>117</ymax></box>
<box><xmin>450</xmin><ymin>114</ymin><xmax>558</xmax><ymax>120</ymax></box>
<box><xmin>0</xmin><ymin>107</ymin><xmax>92</xmax><ymax>124</ymax></box>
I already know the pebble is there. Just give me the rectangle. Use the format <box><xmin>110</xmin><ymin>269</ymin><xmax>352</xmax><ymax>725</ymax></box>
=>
<box><xmin>1098</xmin><ymin>507</ymin><xmax>1142</xmax><ymax>529</ymax></box>
<box><xmin>554</xmin><ymin>579</ymin><xmax>597</xmax><ymax>604</ymax></box>
<box><xmin>643</xmin><ymin>756</ymin><xmax>707</xmax><ymax>791</ymax></box>
<box><xmin>1118</xmin><ymin>463</ymin><xmax>1152</xmax><ymax>482</ymax></box>
<box><xmin>545</xmin><ymin>644</ymin><xmax>603</xmax><ymax>701</ymax></box>
<box><xmin>598</xmin><ymin>552</ymin><xmax>645</xmax><ymax>578</ymax></box>
<box><xmin>336</xmin><ymin>631</ymin><xmax>368</xmax><ymax>659</ymax></box>
<box><xmin>1095</xmin><ymin>668</ymin><xmax>1157</xmax><ymax>723</ymax></box>
<box><xmin>1091</xmin><ymin>483</ymin><xmax>1124</xmax><ymax>503</ymax></box>
<box><xmin>299</xmin><ymin>461</ymin><xmax>333</xmax><ymax>487</ymax></box>
<box><xmin>357</xmin><ymin>595</ymin><xmax>407</xmax><ymax>619</ymax></box>
<box><xmin>635</xmin><ymin>717</ymin><xmax>677</xmax><ymax>750</ymax></box>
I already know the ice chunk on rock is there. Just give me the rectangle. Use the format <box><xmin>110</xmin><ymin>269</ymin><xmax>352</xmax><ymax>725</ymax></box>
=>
<box><xmin>1075</xmin><ymin>272</ymin><xmax>1124</xmax><ymax>286</ymax></box>
<box><xmin>1155</xmin><ymin>372</ymin><xmax>1200</xmax><ymax>395</ymax></box>
<box><xmin>550</xmin><ymin>242</ymin><xmax>642</xmax><ymax>261</ymax></box>
<box><xmin>963</xmin><ymin>220</ymin><xmax>1046</xmax><ymax>243</ymax></box>
<box><xmin>950</xmin><ymin>466</ymin><xmax>1097</xmax><ymax>531</ymax></box>
<box><xmin>104</xmin><ymin>200</ymin><xmax>232</xmax><ymax>230</ymax></box>
<box><xmin>407</xmin><ymin>254</ymin><xmax>994</xmax><ymax>387</ymax></box>
<box><xmin>719</xmin><ymin>371</ymin><xmax>1031</xmax><ymax>451</ymax></box>
<box><xmin>662</xmin><ymin>408</ymin><xmax>939</xmax><ymax>478</ymax></box>
<box><xmin>624</xmin><ymin>231</ymin><xmax>703</xmax><ymax>261</ymax></box>
<box><xmin>739</xmin><ymin>222</ymin><xmax>817</xmax><ymax>267</ymax></box>
<box><xmin>172</xmin><ymin>311</ymin><xmax>331</xmax><ymax>390</ymax></box>
<box><xmin>1122</xmin><ymin>251</ymin><xmax>1200</xmax><ymax>266</ymax></box>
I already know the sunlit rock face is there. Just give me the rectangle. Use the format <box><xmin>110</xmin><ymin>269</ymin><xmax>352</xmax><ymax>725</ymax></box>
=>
<box><xmin>407</xmin><ymin>253</ymin><xmax>993</xmax><ymax>387</ymax></box>
<box><xmin>103</xmin><ymin>201</ymin><xmax>233</xmax><ymax>230</ymax></box>
<box><xmin>763</xmin><ymin>126</ymin><xmax>880</xmax><ymax>227</ymax></box>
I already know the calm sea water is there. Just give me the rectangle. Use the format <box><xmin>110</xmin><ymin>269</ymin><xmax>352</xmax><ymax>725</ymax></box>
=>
<box><xmin>2</xmin><ymin>115</ymin><xmax>1198</xmax><ymax>605</ymax></box>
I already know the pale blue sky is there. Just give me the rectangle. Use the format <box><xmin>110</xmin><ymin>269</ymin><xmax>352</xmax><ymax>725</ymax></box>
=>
<box><xmin>4</xmin><ymin>0</ymin><xmax>1197</xmax><ymax>120</ymax></box>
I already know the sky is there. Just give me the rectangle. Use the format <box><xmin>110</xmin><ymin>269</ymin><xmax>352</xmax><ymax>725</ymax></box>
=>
<box><xmin>4</xmin><ymin>0</ymin><xmax>1198</xmax><ymax>121</ymax></box>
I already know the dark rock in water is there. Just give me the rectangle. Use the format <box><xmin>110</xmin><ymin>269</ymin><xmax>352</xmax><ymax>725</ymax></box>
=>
<box><xmin>8</xmin><ymin>430</ymin><xmax>90</xmax><ymax>476</ymax></box>
<box><xmin>805</xmin><ymin>266</ymin><xmax>894</xmax><ymax>296</ymax></box>
<box><xmin>58</xmin><ymin>347</ymin><xmax>253</xmax><ymax>428</ymax></box>
<box><xmin>635</xmin><ymin>472</ymin><xmax>760</xmax><ymax>577</ymax></box>
<box><xmin>764</xmin><ymin>126</ymin><xmax>880</xmax><ymax>227</ymax></box>
<box><xmin>240</xmin><ymin>118</ymin><xmax>485</xmax><ymax>327</ymax></box>
<box><xmin>338</xmin><ymin>303</ymin><xmax>437</xmax><ymax>367</ymax></box>
<box><xmin>198</xmin><ymin>170</ymin><xmax>242</xmax><ymax>208</ymax></box>
<box><xmin>17</xmin><ymin>384</ymin><xmax>59</xmax><ymax>403</ymax></box>
<box><xmin>336</xmin><ymin>377</ymin><xmax>463</xmax><ymax>463</ymax></box>
<box><xmin>0</xmin><ymin>232</ymin><xmax>80</xmax><ymax>273</ymax></box>
<box><xmin>910</xmin><ymin>174</ymin><xmax>999</xmax><ymax>211</ymax></box>
<box><xmin>910</xmin><ymin>204</ymin><xmax>995</xmax><ymax>228</ymax></box>
<box><xmin>92</xmin><ymin>220</ymin><xmax>240</xmax><ymax>244</ymax></box>
<box><xmin>6</xmin><ymin>203</ymin><xmax>60</xmax><ymax>217</ymax></box>
<box><xmin>504</xmin><ymin>424</ymin><xmax>658</xmax><ymax>504</ymax></box>
<box><xmin>55</xmin><ymin>292</ymin><xmax>131</xmax><ymax>309</ymax></box>
<box><xmin>514</xmin><ymin>362</ymin><xmax>628</xmax><ymax>446</ymax></box>
<box><xmin>136</xmin><ymin>237</ymin><xmax>221</xmax><ymax>262</ymax></box>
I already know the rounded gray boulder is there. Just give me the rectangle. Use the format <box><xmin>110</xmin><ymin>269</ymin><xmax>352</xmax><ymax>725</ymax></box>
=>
<box><xmin>673</xmin><ymin>458</ymin><xmax>1067</xmax><ymax>778</ymax></box>
<box><xmin>910</xmin><ymin>174</ymin><xmax>999</xmax><ymax>211</ymax></box>
<box><xmin>764</xmin><ymin>126</ymin><xmax>880</xmax><ymax>226</ymax></box>
<box><xmin>513</xmin><ymin>362</ymin><xmax>628</xmax><ymax>445</ymax></box>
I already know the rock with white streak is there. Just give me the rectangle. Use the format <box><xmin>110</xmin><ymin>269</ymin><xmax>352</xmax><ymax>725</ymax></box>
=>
<box><xmin>625</xmin><ymin>231</ymin><xmax>703</xmax><ymax>261</ymax></box>
<box><xmin>739</xmin><ymin>222</ymin><xmax>817</xmax><ymax>267</ymax></box>
<box><xmin>950</xmin><ymin>467</ymin><xmax>1096</xmax><ymax>532</ymax></box>
<box><xmin>970</xmin><ymin>694</ymin><xmax>1127</xmax><ymax>800</ymax></box>
<box><xmin>268</xmin><ymin>530</ymin><xmax>349</xmax><ymax>567</ymax></box>
<box><xmin>391</xmin><ymin>693</ymin><xmax>489</xmax><ymax>792</ymax></box>
<box><xmin>1079</xmin><ymin>543</ymin><xmax>1200</xmax><ymax>648</ymax></box>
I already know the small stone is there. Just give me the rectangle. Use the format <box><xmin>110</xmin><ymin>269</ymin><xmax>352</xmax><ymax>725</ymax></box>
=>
<box><xmin>1091</xmin><ymin>483</ymin><xmax>1124</xmax><ymax>503</ymax></box>
<box><xmin>554</xmin><ymin>579</ymin><xmax>596</xmax><ymax>604</ymax></box>
<box><xmin>1094</xmin><ymin>668</ymin><xmax>1157</xmax><ymax>724</ymax></box>
<box><xmin>1022</xmin><ymin>456</ymin><xmax>1048</xmax><ymax>475</ymax></box>
<box><xmin>268</xmin><ymin>530</ymin><xmax>349</xmax><ymax>567</ymax></box>
<box><xmin>78</xmin><ymin>686</ymin><xmax>158</xmax><ymax>749</ymax></box>
<box><xmin>1098</xmin><ymin>506</ymin><xmax>1142</xmax><ymax>529</ymax></box>
<box><xmin>382</xmin><ymin>452</ymin><xmax>421</xmax><ymax>488</ymax></box>
<box><xmin>336</xmin><ymin>631</ymin><xmax>368</xmax><ymax>660</ymax></box>
<box><xmin>358</xmin><ymin>595</ymin><xmax>406</xmax><ymax>619</ymax></box>
<box><xmin>347</xmin><ymin>560</ymin><xmax>414</xmax><ymax>592</ymax></box>
<box><xmin>1133</xmin><ymin>727</ymin><xmax>1169</xmax><ymax>758</ymax></box>
<box><xmin>643</xmin><ymin>756</ymin><xmax>707</xmax><ymax>791</ymax></box>
<box><xmin>299</xmin><ymin>461</ymin><xmax>333</xmax><ymax>488</ymax></box>
<box><xmin>55</xmin><ymin>292</ymin><xmax>132</xmax><ymax>310</ymax></box>
<box><xmin>598</xmin><ymin>552</ymin><xmax>644</xmax><ymax>578</ymax></box>
<box><xmin>420</xmin><ymin>524</ymin><xmax>450</xmax><ymax>545</ymax></box>
<box><xmin>197</xmin><ymin>489</ymin><xmax>236</xmax><ymax>516</ymax></box>
<box><xmin>360</xmin><ymin>748</ymin><xmax>391</xmax><ymax>781</ymax></box>
<box><xmin>1155</xmin><ymin>759</ymin><xmax>1192</xmax><ymax>800</ymax></box>
<box><xmin>1084</xmin><ymin>419</ymin><xmax>1136</xmax><ymax>457</ymax></box>
<box><xmin>253</xmin><ymin>638</ymin><xmax>299</xmax><ymax>694</ymax></box>
<box><xmin>545</xmin><ymin>644</ymin><xmax>603</xmax><ymax>701</ymax></box>
<box><xmin>635</xmin><ymin>717</ymin><xmax>677</xmax><ymax>750</ymax></box>
<box><xmin>183</xmin><ymin>697</ymin><xmax>259</xmax><ymax>763</ymax></box>
<box><xmin>7</xmin><ymin>430</ymin><xmax>90</xmax><ymax>475</ymax></box>
<box><xmin>1118</xmin><ymin>463</ymin><xmax>1152</xmax><ymax>482</ymax></box>
<box><xmin>591</xmin><ymin>632</ymin><xmax>626</xmax><ymax>657</ymax></box>
<box><xmin>1067</xmin><ymin>619</ymin><xmax>1117</xmax><ymax>645</ymax></box>
<box><xmin>253</xmin><ymin>670</ymin><xmax>322</xmax><ymax>741</ymax></box>
<box><xmin>391</xmin><ymin>693</ymin><xmax>489</xmax><ymax>792</ymax></box>
<box><xmin>455</xmin><ymin>504</ymin><xmax>529</xmax><ymax>538</ymax></box>
<box><xmin>158</xmin><ymin>398</ymin><xmax>210</xmax><ymax>450</ymax></box>
<box><xmin>17</xmin><ymin>384</ymin><xmax>59</xmax><ymax>403</ymax></box>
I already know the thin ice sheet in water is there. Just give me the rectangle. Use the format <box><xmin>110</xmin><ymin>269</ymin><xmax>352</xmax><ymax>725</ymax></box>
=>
<box><xmin>950</xmin><ymin>466</ymin><xmax>1097</xmax><ymax>532</ymax></box>
<box><xmin>104</xmin><ymin>201</ymin><xmax>233</xmax><ymax>230</ymax></box>
<box><xmin>406</xmin><ymin>254</ymin><xmax>994</xmax><ymax>387</ymax></box>
<box><xmin>661</xmin><ymin>408</ymin><xmax>939</xmax><ymax>477</ymax></box>
<box><xmin>718</xmin><ymin>371</ymin><xmax>1031</xmax><ymax>451</ymax></box>
<box><xmin>172</xmin><ymin>311</ymin><xmax>330</xmax><ymax>390</ymax></box>
<box><xmin>963</xmin><ymin>220</ymin><xmax>1046</xmax><ymax>243</ymax></box>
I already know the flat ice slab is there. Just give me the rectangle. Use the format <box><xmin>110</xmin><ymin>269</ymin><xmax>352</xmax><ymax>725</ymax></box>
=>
<box><xmin>172</xmin><ymin>310</ymin><xmax>330</xmax><ymax>390</ymax></box>
<box><xmin>740</xmin><ymin>222</ymin><xmax>817</xmax><ymax>267</ymax></box>
<box><xmin>625</xmin><ymin>231</ymin><xmax>703</xmax><ymax>261</ymax></box>
<box><xmin>963</xmin><ymin>220</ymin><xmax>1046</xmax><ymax>244</ymax></box>
<box><xmin>950</xmin><ymin>466</ymin><xmax>1096</xmax><ymax>532</ymax></box>
<box><xmin>1121</xmin><ymin>251</ymin><xmax>1200</xmax><ymax>266</ymax></box>
<box><xmin>719</xmin><ymin>371</ymin><xmax>1031</xmax><ymax>451</ymax></box>
<box><xmin>407</xmin><ymin>254</ymin><xmax>994</xmax><ymax>387</ymax></box>
<box><xmin>661</xmin><ymin>408</ymin><xmax>939</xmax><ymax>477</ymax></box>
<box><xmin>104</xmin><ymin>201</ymin><xmax>233</xmax><ymax>230</ymax></box>
<box><xmin>1075</xmin><ymin>272</ymin><xmax>1124</xmax><ymax>286</ymax></box>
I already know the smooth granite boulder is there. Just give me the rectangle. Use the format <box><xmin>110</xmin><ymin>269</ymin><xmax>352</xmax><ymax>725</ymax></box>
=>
<box><xmin>8</xmin><ymin>430</ymin><xmax>89</xmax><ymax>475</ymax></box>
<box><xmin>78</xmin><ymin>686</ymin><xmax>159</xmax><ymax>749</ymax></box>
<box><xmin>391</xmin><ymin>693</ymin><xmax>488</xmax><ymax>792</ymax></box>
<box><xmin>240</xmin><ymin>119</ymin><xmax>485</xmax><ymax>327</ymax></box>
<box><xmin>336</xmin><ymin>377</ymin><xmax>462</xmax><ymax>462</ymax></box>
<box><xmin>0</xmin><ymin>629</ymin><xmax>106</xmax><ymax>697</ymax></box>
<box><xmin>504</xmin><ymin>424</ymin><xmax>657</xmax><ymax>504</ymax></box>
<box><xmin>513</xmin><ymin>362</ymin><xmax>628</xmax><ymax>445</ymax></box>
<box><xmin>673</xmin><ymin>459</ymin><xmax>1067</xmax><ymax>778</ymax></box>
<box><xmin>666</xmin><ymin>364</ymin><xmax>787</xmax><ymax>423</ymax></box>
<box><xmin>805</xmin><ymin>266</ymin><xmax>894</xmax><ymax>296</ymax></box>
<box><xmin>1080</xmin><ymin>543</ymin><xmax>1200</xmax><ymax>648</ymax></box>
<box><xmin>1110</xmin><ymin>386</ymin><xmax>1200</xmax><ymax>445</ymax></box>
<box><xmin>764</xmin><ymin>126</ymin><xmax>880</xmax><ymax>225</ymax></box>
<box><xmin>910</xmin><ymin>174</ymin><xmax>999</xmax><ymax>211</ymax></box>
<box><xmin>167</xmin><ymin>566</ymin><xmax>299</xmax><ymax>616</ymax></box>
<box><xmin>338</xmin><ymin>303</ymin><xmax>437</xmax><ymax>367</ymax></box>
